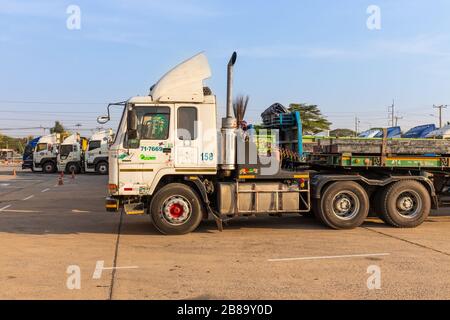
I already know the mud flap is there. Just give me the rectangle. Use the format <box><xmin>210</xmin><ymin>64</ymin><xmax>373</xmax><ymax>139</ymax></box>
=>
<box><xmin>208</xmin><ymin>206</ymin><xmax>223</xmax><ymax>232</ymax></box>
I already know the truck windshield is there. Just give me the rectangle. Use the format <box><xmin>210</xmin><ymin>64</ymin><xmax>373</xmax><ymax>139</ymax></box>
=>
<box><xmin>88</xmin><ymin>140</ymin><xmax>101</xmax><ymax>151</ymax></box>
<box><xmin>60</xmin><ymin>145</ymin><xmax>73</xmax><ymax>157</ymax></box>
<box><xmin>36</xmin><ymin>143</ymin><xmax>47</xmax><ymax>152</ymax></box>
<box><xmin>136</xmin><ymin>107</ymin><xmax>170</xmax><ymax>140</ymax></box>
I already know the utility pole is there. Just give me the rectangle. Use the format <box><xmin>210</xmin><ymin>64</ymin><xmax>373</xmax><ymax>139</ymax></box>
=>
<box><xmin>388</xmin><ymin>99</ymin><xmax>395</xmax><ymax>127</ymax></box>
<box><xmin>354</xmin><ymin>116</ymin><xmax>360</xmax><ymax>136</ymax></box>
<box><xmin>394</xmin><ymin>115</ymin><xmax>403</xmax><ymax>127</ymax></box>
<box><xmin>433</xmin><ymin>105</ymin><xmax>448</xmax><ymax>128</ymax></box>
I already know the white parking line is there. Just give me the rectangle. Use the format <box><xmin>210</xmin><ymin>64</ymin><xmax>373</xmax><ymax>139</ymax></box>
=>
<box><xmin>268</xmin><ymin>253</ymin><xmax>390</xmax><ymax>262</ymax></box>
<box><xmin>1</xmin><ymin>209</ymin><xmax>41</xmax><ymax>213</ymax></box>
<box><xmin>41</xmin><ymin>188</ymin><xmax>50</xmax><ymax>193</ymax></box>
<box><xmin>102</xmin><ymin>266</ymin><xmax>139</xmax><ymax>270</ymax></box>
<box><xmin>22</xmin><ymin>195</ymin><xmax>35</xmax><ymax>201</ymax></box>
<box><xmin>92</xmin><ymin>260</ymin><xmax>139</xmax><ymax>279</ymax></box>
<box><xmin>0</xmin><ymin>205</ymin><xmax>12</xmax><ymax>212</ymax></box>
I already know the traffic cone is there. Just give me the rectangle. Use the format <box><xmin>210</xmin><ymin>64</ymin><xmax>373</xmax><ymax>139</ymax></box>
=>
<box><xmin>58</xmin><ymin>172</ymin><xmax>64</xmax><ymax>186</ymax></box>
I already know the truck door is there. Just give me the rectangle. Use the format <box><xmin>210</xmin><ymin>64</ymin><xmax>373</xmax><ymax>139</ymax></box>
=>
<box><xmin>175</xmin><ymin>105</ymin><xmax>200</xmax><ymax>168</ymax></box>
<box><xmin>118</xmin><ymin>105</ymin><xmax>174</xmax><ymax>195</ymax></box>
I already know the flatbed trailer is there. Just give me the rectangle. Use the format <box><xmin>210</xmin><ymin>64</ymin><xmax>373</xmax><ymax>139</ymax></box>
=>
<box><xmin>304</xmin><ymin>133</ymin><xmax>450</xmax><ymax>229</ymax></box>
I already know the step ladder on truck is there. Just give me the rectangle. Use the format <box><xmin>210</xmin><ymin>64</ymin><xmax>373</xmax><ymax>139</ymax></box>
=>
<box><xmin>98</xmin><ymin>52</ymin><xmax>450</xmax><ymax>235</ymax></box>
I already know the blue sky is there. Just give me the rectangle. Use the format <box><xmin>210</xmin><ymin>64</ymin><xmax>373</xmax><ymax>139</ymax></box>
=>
<box><xmin>1</xmin><ymin>0</ymin><xmax>450</xmax><ymax>137</ymax></box>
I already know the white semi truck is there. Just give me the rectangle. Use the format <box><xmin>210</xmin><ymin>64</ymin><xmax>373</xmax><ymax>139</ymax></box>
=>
<box><xmin>84</xmin><ymin>129</ymin><xmax>114</xmax><ymax>175</ymax></box>
<box><xmin>32</xmin><ymin>133</ymin><xmax>61</xmax><ymax>173</ymax></box>
<box><xmin>100</xmin><ymin>52</ymin><xmax>450</xmax><ymax>235</ymax></box>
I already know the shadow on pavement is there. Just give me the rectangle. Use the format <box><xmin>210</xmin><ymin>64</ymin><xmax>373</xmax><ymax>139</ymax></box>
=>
<box><xmin>0</xmin><ymin>212</ymin><xmax>395</xmax><ymax>236</ymax></box>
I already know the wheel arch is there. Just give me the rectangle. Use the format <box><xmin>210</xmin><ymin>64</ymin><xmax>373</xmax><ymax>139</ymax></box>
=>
<box><xmin>150</xmin><ymin>175</ymin><xmax>212</xmax><ymax>219</ymax></box>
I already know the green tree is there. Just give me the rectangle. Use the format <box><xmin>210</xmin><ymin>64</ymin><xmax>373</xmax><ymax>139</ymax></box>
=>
<box><xmin>330</xmin><ymin>128</ymin><xmax>356</xmax><ymax>137</ymax></box>
<box><xmin>50</xmin><ymin>121</ymin><xmax>65</xmax><ymax>134</ymax></box>
<box><xmin>288</xmin><ymin>103</ymin><xmax>331</xmax><ymax>135</ymax></box>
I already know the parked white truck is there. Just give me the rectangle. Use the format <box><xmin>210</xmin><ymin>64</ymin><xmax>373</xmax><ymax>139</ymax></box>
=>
<box><xmin>100</xmin><ymin>52</ymin><xmax>447</xmax><ymax>235</ymax></box>
<box><xmin>33</xmin><ymin>133</ymin><xmax>61</xmax><ymax>173</ymax></box>
<box><xmin>57</xmin><ymin>133</ymin><xmax>86</xmax><ymax>174</ymax></box>
<box><xmin>84</xmin><ymin>129</ymin><xmax>114</xmax><ymax>175</ymax></box>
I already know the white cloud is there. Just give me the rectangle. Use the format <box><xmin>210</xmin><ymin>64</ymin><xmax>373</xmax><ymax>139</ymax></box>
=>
<box><xmin>0</xmin><ymin>0</ymin><xmax>61</xmax><ymax>18</ymax></box>
<box><xmin>238</xmin><ymin>45</ymin><xmax>355</xmax><ymax>59</ymax></box>
<box><xmin>238</xmin><ymin>34</ymin><xmax>450</xmax><ymax>60</ymax></box>
<box><xmin>115</xmin><ymin>0</ymin><xmax>222</xmax><ymax>18</ymax></box>
<box><xmin>371</xmin><ymin>34</ymin><xmax>450</xmax><ymax>57</ymax></box>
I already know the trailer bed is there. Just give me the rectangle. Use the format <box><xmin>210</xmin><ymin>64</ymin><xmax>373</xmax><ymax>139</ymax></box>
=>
<box><xmin>313</xmin><ymin>137</ymin><xmax>450</xmax><ymax>155</ymax></box>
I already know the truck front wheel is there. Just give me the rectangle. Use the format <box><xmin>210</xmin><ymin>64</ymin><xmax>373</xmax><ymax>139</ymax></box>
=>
<box><xmin>96</xmin><ymin>162</ymin><xmax>108</xmax><ymax>175</ymax></box>
<box><xmin>318</xmin><ymin>181</ymin><xmax>369</xmax><ymax>229</ymax></box>
<box><xmin>379</xmin><ymin>180</ymin><xmax>430</xmax><ymax>228</ymax></box>
<box><xmin>43</xmin><ymin>162</ymin><xmax>56</xmax><ymax>174</ymax></box>
<box><xmin>149</xmin><ymin>183</ymin><xmax>203</xmax><ymax>235</ymax></box>
<box><xmin>66</xmin><ymin>163</ymin><xmax>80</xmax><ymax>174</ymax></box>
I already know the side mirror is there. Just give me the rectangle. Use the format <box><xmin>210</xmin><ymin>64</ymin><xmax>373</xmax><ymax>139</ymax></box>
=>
<box><xmin>127</xmin><ymin>107</ymin><xmax>138</xmax><ymax>140</ymax></box>
<box><xmin>97</xmin><ymin>115</ymin><xmax>110</xmax><ymax>124</ymax></box>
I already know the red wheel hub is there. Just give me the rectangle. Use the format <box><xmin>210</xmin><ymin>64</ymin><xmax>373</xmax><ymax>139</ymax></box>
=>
<box><xmin>169</xmin><ymin>203</ymin><xmax>184</xmax><ymax>218</ymax></box>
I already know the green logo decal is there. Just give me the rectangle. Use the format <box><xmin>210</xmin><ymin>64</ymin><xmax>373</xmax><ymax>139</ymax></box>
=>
<box><xmin>140</xmin><ymin>154</ymin><xmax>157</xmax><ymax>161</ymax></box>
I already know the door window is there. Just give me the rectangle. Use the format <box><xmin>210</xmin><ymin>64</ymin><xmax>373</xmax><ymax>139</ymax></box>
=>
<box><xmin>177</xmin><ymin>107</ymin><xmax>197</xmax><ymax>140</ymax></box>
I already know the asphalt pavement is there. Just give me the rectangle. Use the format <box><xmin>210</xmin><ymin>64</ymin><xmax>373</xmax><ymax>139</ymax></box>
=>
<box><xmin>1</xmin><ymin>166</ymin><xmax>449</xmax><ymax>300</ymax></box>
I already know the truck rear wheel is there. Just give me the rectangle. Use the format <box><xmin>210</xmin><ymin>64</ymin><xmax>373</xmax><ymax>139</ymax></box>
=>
<box><xmin>149</xmin><ymin>183</ymin><xmax>203</xmax><ymax>235</ymax></box>
<box><xmin>379</xmin><ymin>180</ymin><xmax>430</xmax><ymax>228</ymax></box>
<box><xmin>318</xmin><ymin>181</ymin><xmax>369</xmax><ymax>229</ymax></box>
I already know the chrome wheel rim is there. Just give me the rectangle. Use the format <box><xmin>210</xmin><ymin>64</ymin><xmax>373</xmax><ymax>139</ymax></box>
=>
<box><xmin>396</xmin><ymin>190</ymin><xmax>422</xmax><ymax>219</ymax></box>
<box><xmin>331</xmin><ymin>191</ymin><xmax>360</xmax><ymax>220</ymax></box>
<box><xmin>160</xmin><ymin>195</ymin><xmax>191</xmax><ymax>225</ymax></box>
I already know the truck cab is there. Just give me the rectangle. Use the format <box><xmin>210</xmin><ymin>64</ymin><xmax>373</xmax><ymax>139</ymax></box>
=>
<box><xmin>84</xmin><ymin>129</ymin><xmax>114</xmax><ymax>174</ymax></box>
<box><xmin>22</xmin><ymin>136</ymin><xmax>41</xmax><ymax>170</ymax></box>
<box><xmin>33</xmin><ymin>133</ymin><xmax>60</xmax><ymax>173</ymax></box>
<box><xmin>57</xmin><ymin>133</ymin><xmax>85</xmax><ymax>174</ymax></box>
<box><xmin>107</xmin><ymin>54</ymin><xmax>218</xmax><ymax>199</ymax></box>
<box><xmin>102</xmin><ymin>53</ymin><xmax>310</xmax><ymax>235</ymax></box>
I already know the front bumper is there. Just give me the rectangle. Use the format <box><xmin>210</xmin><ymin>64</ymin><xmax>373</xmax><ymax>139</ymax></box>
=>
<box><xmin>105</xmin><ymin>197</ymin><xmax>120</xmax><ymax>212</ymax></box>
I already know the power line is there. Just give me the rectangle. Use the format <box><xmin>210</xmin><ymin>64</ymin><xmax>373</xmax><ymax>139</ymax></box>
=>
<box><xmin>0</xmin><ymin>100</ymin><xmax>109</xmax><ymax>105</ymax></box>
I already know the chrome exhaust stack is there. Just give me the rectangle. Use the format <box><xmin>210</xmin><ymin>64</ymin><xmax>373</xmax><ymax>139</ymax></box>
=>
<box><xmin>220</xmin><ymin>52</ymin><xmax>238</xmax><ymax>172</ymax></box>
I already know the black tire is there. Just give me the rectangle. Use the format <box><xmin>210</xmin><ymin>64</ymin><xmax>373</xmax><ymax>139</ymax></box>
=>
<box><xmin>379</xmin><ymin>180</ymin><xmax>430</xmax><ymax>228</ymax></box>
<box><xmin>149</xmin><ymin>183</ymin><xmax>203</xmax><ymax>235</ymax></box>
<box><xmin>312</xmin><ymin>199</ymin><xmax>325</xmax><ymax>223</ymax></box>
<box><xmin>43</xmin><ymin>161</ymin><xmax>56</xmax><ymax>174</ymax></box>
<box><xmin>95</xmin><ymin>162</ymin><xmax>108</xmax><ymax>175</ymax></box>
<box><xmin>318</xmin><ymin>181</ymin><xmax>369</xmax><ymax>230</ymax></box>
<box><xmin>66</xmin><ymin>163</ymin><xmax>80</xmax><ymax>174</ymax></box>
